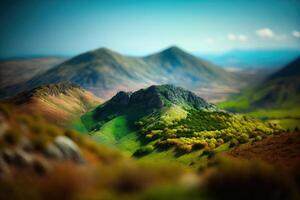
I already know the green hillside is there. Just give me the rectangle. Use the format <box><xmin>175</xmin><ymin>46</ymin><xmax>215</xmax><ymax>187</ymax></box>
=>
<box><xmin>81</xmin><ymin>84</ymin><xmax>281</xmax><ymax>166</ymax></box>
<box><xmin>219</xmin><ymin>57</ymin><xmax>300</xmax><ymax>129</ymax></box>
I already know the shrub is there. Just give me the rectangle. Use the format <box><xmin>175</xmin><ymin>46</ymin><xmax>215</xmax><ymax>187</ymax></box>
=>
<box><xmin>192</xmin><ymin>142</ymin><xmax>205</xmax><ymax>150</ymax></box>
<box><xmin>208</xmin><ymin>142</ymin><xmax>216</xmax><ymax>149</ymax></box>
<box><xmin>238</xmin><ymin>134</ymin><xmax>249</xmax><ymax>144</ymax></box>
<box><xmin>177</xmin><ymin>144</ymin><xmax>192</xmax><ymax>153</ymax></box>
<box><xmin>133</xmin><ymin>145</ymin><xmax>154</xmax><ymax>157</ymax></box>
<box><xmin>229</xmin><ymin>138</ymin><xmax>239</xmax><ymax>147</ymax></box>
<box><xmin>255</xmin><ymin>135</ymin><xmax>262</xmax><ymax>141</ymax></box>
<box><xmin>217</xmin><ymin>138</ymin><xmax>224</xmax><ymax>145</ymax></box>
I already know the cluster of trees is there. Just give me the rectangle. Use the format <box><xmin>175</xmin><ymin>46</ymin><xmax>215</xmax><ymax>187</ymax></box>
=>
<box><xmin>135</xmin><ymin>109</ymin><xmax>282</xmax><ymax>154</ymax></box>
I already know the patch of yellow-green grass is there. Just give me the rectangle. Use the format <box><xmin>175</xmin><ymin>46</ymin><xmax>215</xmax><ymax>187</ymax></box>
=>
<box><xmin>217</xmin><ymin>98</ymin><xmax>250</xmax><ymax>111</ymax></box>
<box><xmin>140</xmin><ymin>143</ymin><xmax>231</xmax><ymax>169</ymax></box>
<box><xmin>241</xmin><ymin>108</ymin><xmax>300</xmax><ymax>130</ymax></box>
<box><xmin>160</xmin><ymin>105</ymin><xmax>187</xmax><ymax>124</ymax></box>
<box><xmin>267</xmin><ymin>119</ymin><xmax>300</xmax><ymax>130</ymax></box>
<box><xmin>140</xmin><ymin>148</ymin><xmax>207</xmax><ymax>169</ymax></box>
<box><xmin>214</xmin><ymin>142</ymin><xmax>231</xmax><ymax>153</ymax></box>
<box><xmin>246</xmin><ymin>108</ymin><xmax>300</xmax><ymax>119</ymax></box>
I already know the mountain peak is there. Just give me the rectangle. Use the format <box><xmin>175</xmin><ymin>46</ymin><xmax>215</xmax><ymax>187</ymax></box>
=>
<box><xmin>160</xmin><ymin>46</ymin><xmax>188</xmax><ymax>55</ymax></box>
<box><xmin>92</xmin><ymin>47</ymin><xmax>117</xmax><ymax>55</ymax></box>
<box><xmin>101</xmin><ymin>84</ymin><xmax>216</xmax><ymax>112</ymax></box>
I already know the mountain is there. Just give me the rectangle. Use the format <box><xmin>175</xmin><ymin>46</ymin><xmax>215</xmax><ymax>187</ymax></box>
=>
<box><xmin>252</xmin><ymin>57</ymin><xmax>300</xmax><ymax>108</ymax></box>
<box><xmin>0</xmin><ymin>46</ymin><xmax>236</xmax><ymax>101</ymax></box>
<box><xmin>81</xmin><ymin>84</ymin><xmax>280</xmax><ymax>165</ymax></box>
<box><xmin>5</xmin><ymin>82</ymin><xmax>101</xmax><ymax>126</ymax></box>
<box><xmin>218</xmin><ymin>57</ymin><xmax>300</xmax><ymax>129</ymax></box>
<box><xmin>0</xmin><ymin>57</ymin><xmax>66</xmax><ymax>89</ymax></box>
<box><xmin>220</xmin><ymin>57</ymin><xmax>300</xmax><ymax>110</ymax></box>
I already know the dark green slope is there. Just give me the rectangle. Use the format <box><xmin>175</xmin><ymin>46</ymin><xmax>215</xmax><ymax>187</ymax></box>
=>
<box><xmin>218</xmin><ymin>57</ymin><xmax>300</xmax><ymax>129</ymax></box>
<box><xmin>81</xmin><ymin>85</ymin><xmax>280</xmax><ymax>162</ymax></box>
<box><xmin>219</xmin><ymin>57</ymin><xmax>300</xmax><ymax>111</ymax></box>
<box><xmin>0</xmin><ymin>46</ymin><xmax>236</xmax><ymax>100</ymax></box>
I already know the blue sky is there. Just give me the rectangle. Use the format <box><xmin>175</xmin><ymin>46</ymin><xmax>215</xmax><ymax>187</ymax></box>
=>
<box><xmin>0</xmin><ymin>0</ymin><xmax>299</xmax><ymax>57</ymax></box>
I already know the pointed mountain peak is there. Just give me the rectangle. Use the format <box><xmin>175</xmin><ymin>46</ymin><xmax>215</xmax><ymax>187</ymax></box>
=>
<box><xmin>164</xmin><ymin>45</ymin><xmax>183</xmax><ymax>52</ymax></box>
<box><xmin>92</xmin><ymin>47</ymin><xmax>117</xmax><ymax>55</ymax></box>
<box><xmin>145</xmin><ymin>46</ymin><xmax>192</xmax><ymax>60</ymax></box>
<box><xmin>64</xmin><ymin>47</ymin><xmax>121</xmax><ymax>65</ymax></box>
<box><xmin>160</xmin><ymin>46</ymin><xmax>188</xmax><ymax>55</ymax></box>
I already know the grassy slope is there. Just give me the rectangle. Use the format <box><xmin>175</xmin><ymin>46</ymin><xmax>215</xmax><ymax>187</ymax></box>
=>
<box><xmin>81</xmin><ymin>107</ymin><xmax>142</xmax><ymax>154</ymax></box>
<box><xmin>91</xmin><ymin>116</ymin><xmax>140</xmax><ymax>153</ymax></box>
<box><xmin>81</xmin><ymin>110</ymin><xmax>232</xmax><ymax>168</ymax></box>
<box><xmin>218</xmin><ymin>84</ymin><xmax>300</xmax><ymax>130</ymax></box>
<box><xmin>81</xmin><ymin>104</ymin><xmax>278</xmax><ymax>167</ymax></box>
<box><xmin>219</xmin><ymin>99</ymin><xmax>300</xmax><ymax>130</ymax></box>
<box><xmin>218</xmin><ymin>58</ymin><xmax>300</xmax><ymax>130</ymax></box>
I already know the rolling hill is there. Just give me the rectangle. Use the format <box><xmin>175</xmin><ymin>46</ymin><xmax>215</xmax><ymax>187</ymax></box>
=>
<box><xmin>219</xmin><ymin>57</ymin><xmax>300</xmax><ymax>129</ymax></box>
<box><xmin>81</xmin><ymin>84</ymin><xmax>281</xmax><ymax>166</ymax></box>
<box><xmin>5</xmin><ymin>82</ymin><xmax>101</xmax><ymax>127</ymax></box>
<box><xmin>0</xmin><ymin>46</ymin><xmax>237</xmax><ymax>101</ymax></box>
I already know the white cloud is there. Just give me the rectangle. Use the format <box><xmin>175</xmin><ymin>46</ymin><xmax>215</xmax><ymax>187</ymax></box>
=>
<box><xmin>228</xmin><ymin>33</ymin><xmax>236</xmax><ymax>41</ymax></box>
<box><xmin>256</xmin><ymin>28</ymin><xmax>274</xmax><ymax>38</ymax></box>
<box><xmin>227</xmin><ymin>33</ymin><xmax>248</xmax><ymax>42</ymax></box>
<box><xmin>292</xmin><ymin>31</ymin><xmax>300</xmax><ymax>38</ymax></box>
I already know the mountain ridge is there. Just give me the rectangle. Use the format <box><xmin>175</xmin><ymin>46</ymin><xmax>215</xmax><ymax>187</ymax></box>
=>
<box><xmin>0</xmin><ymin>46</ymin><xmax>237</xmax><ymax>101</ymax></box>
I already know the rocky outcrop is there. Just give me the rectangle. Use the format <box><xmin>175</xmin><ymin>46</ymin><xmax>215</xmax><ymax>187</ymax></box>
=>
<box><xmin>54</xmin><ymin>136</ymin><xmax>84</xmax><ymax>163</ymax></box>
<box><xmin>97</xmin><ymin>84</ymin><xmax>216</xmax><ymax>112</ymax></box>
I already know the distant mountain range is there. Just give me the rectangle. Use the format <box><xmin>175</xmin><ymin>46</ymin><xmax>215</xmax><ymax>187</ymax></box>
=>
<box><xmin>0</xmin><ymin>57</ymin><xmax>66</xmax><ymax>89</ymax></box>
<box><xmin>0</xmin><ymin>46</ymin><xmax>236</xmax><ymax>100</ymax></box>
<box><xmin>199</xmin><ymin>49</ymin><xmax>300</xmax><ymax>71</ymax></box>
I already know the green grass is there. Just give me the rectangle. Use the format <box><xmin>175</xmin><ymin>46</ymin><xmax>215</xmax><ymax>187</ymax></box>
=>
<box><xmin>80</xmin><ymin>110</ymin><xmax>96</xmax><ymax>130</ymax></box>
<box><xmin>219</xmin><ymin>99</ymin><xmax>300</xmax><ymax>130</ymax></box>
<box><xmin>140</xmin><ymin>142</ymin><xmax>231</xmax><ymax>169</ymax></box>
<box><xmin>246</xmin><ymin>108</ymin><xmax>300</xmax><ymax>119</ymax></box>
<box><xmin>218</xmin><ymin>97</ymin><xmax>250</xmax><ymax>111</ymax></box>
<box><xmin>240</xmin><ymin>108</ymin><xmax>300</xmax><ymax>130</ymax></box>
<box><xmin>68</xmin><ymin>117</ymin><xmax>88</xmax><ymax>133</ymax></box>
<box><xmin>266</xmin><ymin>119</ymin><xmax>300</xmax><ymax>130</ymax></box>
<box><xmin>90</xmin><ymin>116</ymin><xmax>141</xmax><ymax>154</ymax></box>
